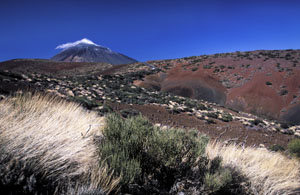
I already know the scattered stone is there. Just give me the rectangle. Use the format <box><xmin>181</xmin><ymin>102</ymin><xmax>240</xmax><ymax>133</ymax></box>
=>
<box><xmin>259</xmin><ymin>144</ymin><xmax>265</xmax><ymax>148</ymax></box>
<box><xmin>0</xmin><ymin>95</ymin><xmax>6</xmax><ymax>100</ymax></box>
<box><xmin>280</xmin><ymin>129</ymin><xmax>294</xmax><ymax>135</ymax></box>
<box><xmin>66</xmin><ymin>90</ymin><xmax>74</xmax><ymax>97</ymax></box>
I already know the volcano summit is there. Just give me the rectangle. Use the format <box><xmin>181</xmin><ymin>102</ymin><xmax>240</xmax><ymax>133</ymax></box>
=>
<box><xmin>51</xmin><ymin>38</ymin><xmax>137</xmax><ymax>65</ymax></box>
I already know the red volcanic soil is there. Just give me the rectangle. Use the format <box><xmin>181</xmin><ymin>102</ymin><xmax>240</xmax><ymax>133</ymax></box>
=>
<box><xmin>135</xmin><ymin>69</ymin><xmax>227</xmax><ymax>105</ymax></box>
<box><xmin>109</xmin><ymin>102</ymin><xmax>295</xmax><ymax>148</ymax></box>
<box><xmin>136</xmin><ymin>50</ymin><xmax>300</xmax><ymax>124</ymax></box>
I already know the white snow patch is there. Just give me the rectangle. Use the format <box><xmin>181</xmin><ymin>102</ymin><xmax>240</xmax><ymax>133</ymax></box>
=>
<box><xmin>55</xmin><ymin>38</ymin><xmax>100</xmax><ymax>50</ymax></box>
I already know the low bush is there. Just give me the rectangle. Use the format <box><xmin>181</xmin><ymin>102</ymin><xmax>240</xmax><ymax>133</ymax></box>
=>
<box><xmin>280</xmin><ymin>122</ymin><xmax>290</xmax><ymax>129</ymax></box>
<box><xmin>204</xmin><ymin>167</ymin><xmax>233</xmax><ymax>193</ymax></box>
<box><xmin>99</xmin><ymin>114</ymin><xmax>208</xmax><ymax>182</ymax></box>
<box><xmin>269</xmin><ymin>144</ymin><xmax>285</xmax><ymax>152</ymax></box>
<box><xmin>288</xmin><ymin>139</ymin><xmax>300</xmax><ymax>157</ymax></box>
<box><xmin>213</xmin><ymin>68</ymin><xmax>220</xmax><ymax>73</ymax></box>
<box><xmin>98</xmin><ymin>114</ymin><xmax>237</xmax><ymax>193</ymax></box>
<box><xmin>203</xmin><ymin>64</ymin><xmax>213</xmax><ymax>69</ymax></box>
<box><xmin>206</xmin><ymin>118</ymin><xmax>217</xmax><ymax>124</ymax></box>
<box><xmin>99</xmin><ymin>114</ymin><xmax>151</xmax><ymax>185</ymax></box>
<box><xmin>98</xmin><ymin>103</ymin><xmax>113</xmax><ymax>115</ymax></box>
<box><xmin>206</xmin><ymin>112</ymin><xmax>218</xmax><ymax>119</ymax></box>
<box><xmin>221</xmin><ymin>112</ymin><xmax>233</xmax><ymax>122</ymax></box>
<box><xmin>185</xmin><ymin>100</ymin><xmax>207</xmax><ymax>110</ymax></box>
<box><xmin>191</xmin><ymin>67</ymin><xmax>198</xmax><ymax>71</ymax></box>
<box><xmin>70</xmin><ymin>96</ymin><xmax>99</xmax><ymax>110</ymax></box>
<box><xmin>250</xmin><ymin>119</ymin><xmax>264</xmax><ymax>126</ymax></box>
<box><xmin>197</xmin><ymin>103</ymin><xmax>207</xmax><ymax>110</ymax></box>
<box><xmin>120</xmin><ymin>108</ymin><xmax>140</xmax><ymax>118</ymax></box>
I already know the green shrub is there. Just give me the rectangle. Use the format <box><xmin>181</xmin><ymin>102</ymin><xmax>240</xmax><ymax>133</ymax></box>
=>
<box><xmin>184</xmin><ymin>100</ymin><xmax>207</xmax><ymax>111</ymax></box>
<box><xmin>99</xmin><ymin>114</ymin><xmax>209</xmax><ymax>187</ymax></box>
<box><xmin>99</xmin><ymin>114</ymin><xmax>150</xmax><ymax>184</ymax></box>
<box><xmin>120</xmin><ymin>108</ymin><xmax>140</xmax><ymax>118</ymax></box>
<box><xmin>183</xmin><ymin>107</ymin><xmax>193</xmax><ymax>112</ymax></box>
<box><xmin>197</xmin><ymin>103</ymin><xmax>207</xmax><ymax>110</ymax></box>
<box><xmin>98</xmin><ymin>104</ymin><xmax>113</xmax><ymax>114</ymax></box>
<box><xmin>148</xmin><ymin>127</ymin><xmax>208</xmax><ymax>169</ymax></box>
<box><xmin>288</xmin><ymin>139</ymin><xmax>300</xmax><ymax>157</ymax></box>
<box><xmin>204</xmin><ymin>169</ymin><xmax>232</xmax><ymax>193</ymax></box>
<box><xmin>265</xmin><ymin>81</ymin><xmax>272</xmax><ymax>85</ymax></box>
<box><xmin>204</xmin><ymin>157</ymin><xmax>233</xmax><ymax>193</ymax></box>
<box><xmin>269</xmin><ymin>144</ymin><xmax>285</xmax><ymax>152</ymax></box>
<box><xmin>206</xmin><ymin>112</ymin><xmax>218</xmax><ymax>119</ymax></box>
<box><xmin>203</xmin><ymin>64</ymin><xmax>213</xmax><ymax>69</ymax></box>
<box><xmin>221</xmin><ymin>112</ymin><xmax>233</xmax><ymax>122</ymax></box>
<box><xmin>250</xmin><ymin>119</ymin><xmax>264</xmax><ymax>126</ymax></box>
<box><xmin>213</xmin><ymin>68</ymin><xmax>220</xmax><ymax>73</ymax></box>
<box><xmin>206</xmin><ymin>118</ymin><xmax>216</xmax><ymax>124</ymax></box>
<box><xmin>184</xmin><ymin>100</ymin><xmax>197</xmax><ymax>108</ymax></box>
<box><xmin>280</xmin><ymin>122</ymin><xmax>290</xmax><ymax>129</ymax></box>
<box><xmin>70</xmin><ymin>96</ymin><xmax>99</xmax><ymax>110</ymax></box>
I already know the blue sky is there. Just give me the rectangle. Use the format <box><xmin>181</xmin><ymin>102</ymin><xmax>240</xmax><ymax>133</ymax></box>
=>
<box><xmin>1</xmin><ymin>0</ymin><xmax>300</xmax><ymax>62</ymax></box>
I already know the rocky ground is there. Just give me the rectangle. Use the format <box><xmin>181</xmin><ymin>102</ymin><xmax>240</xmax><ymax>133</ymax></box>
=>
<box><xmin>0</xmin><ymin>62</ymin><xmax>299</xmax><ymax>150</ymax></box>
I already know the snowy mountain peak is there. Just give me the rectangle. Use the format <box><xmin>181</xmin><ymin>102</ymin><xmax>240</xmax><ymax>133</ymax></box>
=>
<box><xmin>55</xmin><ymin>38</ymin><xmax>100</xmax><ymax>50</ymax></box>
<box><xmin>51</xmin><ymin>38</ymin><xmax>138</xmax><ymax>65</ymax></box>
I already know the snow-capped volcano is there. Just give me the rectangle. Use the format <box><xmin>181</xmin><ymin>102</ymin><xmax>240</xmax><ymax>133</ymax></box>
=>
<box><xmin>51</xmin><ymin>38</ymin><xmax>137</xmax><ymax>65</ymax></box>
<box><xmin>55</xmin><ymin>38</ymin><xmax>100</xmax><ymax>50</ymax></box>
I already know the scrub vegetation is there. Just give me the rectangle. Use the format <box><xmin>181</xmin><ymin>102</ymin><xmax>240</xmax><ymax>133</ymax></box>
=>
<box><xmin>0</xmin><ymin>93</ymin><xmax>299</xmax><ymax>194</ymax></box>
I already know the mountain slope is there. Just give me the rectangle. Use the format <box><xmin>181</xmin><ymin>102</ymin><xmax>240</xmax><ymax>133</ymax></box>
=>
<box><xmin>137</xmin><ymin>49</ymin><xmax>300</xmax><ymax>124</ymax></box>
<box><xmin>51</xmin><ymin>38</ymin><xmax>137</xmax><ymax>65</ymax></box>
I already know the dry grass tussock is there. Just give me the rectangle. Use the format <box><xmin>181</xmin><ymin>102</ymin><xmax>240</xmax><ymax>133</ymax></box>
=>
<box><xmin>206</xmin><ymin>141</ymin><xmax>300</xmax><ymax>195</ymax></box>
<box><xmin>0</xmin><ymin>93</ymin><xmax>119</xmax><ymax>194</ymax></box>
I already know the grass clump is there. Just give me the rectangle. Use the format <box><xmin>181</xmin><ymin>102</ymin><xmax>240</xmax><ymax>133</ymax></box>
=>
<box><xmin>207</xmin><ymin>141</ymin><xmax>300</xmax><ymax>194</ymax></box>
<box><xmin>288</xmin><ymin>139</ymin><xmax>300</xmax><ymax>158</ymax></box>
<box><xmin>0</xmin><ymin>93</ymin><xmax>119</xmax><ymax>194</ymax></box>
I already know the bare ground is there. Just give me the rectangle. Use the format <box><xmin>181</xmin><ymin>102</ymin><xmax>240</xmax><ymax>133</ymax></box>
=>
<box><xmin>109</xmin><ymin>102</ymin><xmax>295</xmax><ymax>148</ymax></box>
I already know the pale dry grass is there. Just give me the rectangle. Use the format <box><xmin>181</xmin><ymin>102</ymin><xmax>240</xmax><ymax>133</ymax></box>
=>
<box><xmin>206</xmin><ymin>141</ymin><xmax>300</xmax><ymax>195</ymax></box>
<box><xmin>0</xmin><ymin>92</ymin><xmax>119</xmax><ymax>193</ymax></box>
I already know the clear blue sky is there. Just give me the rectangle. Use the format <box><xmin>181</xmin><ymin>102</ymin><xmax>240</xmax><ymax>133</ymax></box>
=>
<box><xmin>1</xmin><ymin>0</ymin><xmax>300</xmax><ymax>62</ymax></box>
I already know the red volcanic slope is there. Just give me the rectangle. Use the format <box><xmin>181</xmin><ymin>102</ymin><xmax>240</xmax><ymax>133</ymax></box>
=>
<box><xmin>137</xmin><ymin>50</ymin><xmax>300</xmax><ymax>124</ymax></box>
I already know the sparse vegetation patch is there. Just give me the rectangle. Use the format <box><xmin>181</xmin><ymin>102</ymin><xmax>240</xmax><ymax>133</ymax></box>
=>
<box><xmin>288</xmin><ymin>139</ymin><xmax>300</xmax><ymax>158</ymax></box>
